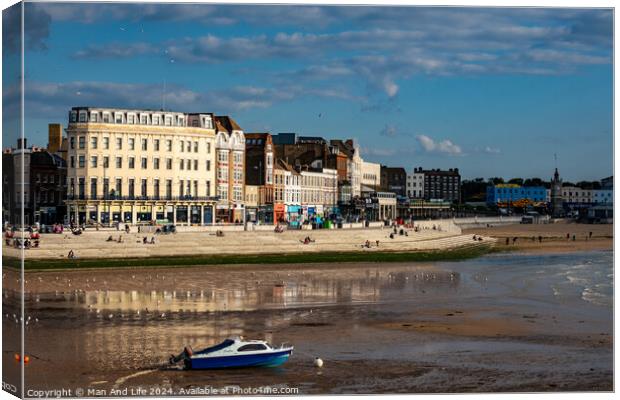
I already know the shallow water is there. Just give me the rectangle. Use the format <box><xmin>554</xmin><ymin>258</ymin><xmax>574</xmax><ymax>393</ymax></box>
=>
<box><xmin>3</xmin><ymin>251</ymin><xmax>613</xmax><ymax>394</ymax></box>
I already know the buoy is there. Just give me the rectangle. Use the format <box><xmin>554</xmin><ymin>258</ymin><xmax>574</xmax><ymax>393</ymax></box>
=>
<box><xmin>314</xmin><ymin>357</ymin><xmax>324</xmax><ymax>368</ymax></box>
<box><xmin>14</xmin><ymin>354</ymin><xmax>20</xmax><ymax>362</ymax></box>
<box><xmin>24</xmin><ymin>355</ymin><xmax>30</xmax><ymax>364</ymax></box>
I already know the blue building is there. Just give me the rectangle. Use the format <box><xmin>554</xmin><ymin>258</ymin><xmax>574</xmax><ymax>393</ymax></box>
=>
<box><xmin>593</xmin><ymin>189</ymin><xmax>613</xmax><ymax>204</ymax></box>
<box><xmin>486</xmin><ymin>184</ymin><xmax>547</xmax><ymax>205</ymax></box>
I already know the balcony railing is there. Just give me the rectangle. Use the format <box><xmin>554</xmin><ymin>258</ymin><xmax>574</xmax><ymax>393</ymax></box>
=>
<box><xmin>66</xmin><ymin>195</ymin><xmax>220</xmax><ymax>201</ymax></box>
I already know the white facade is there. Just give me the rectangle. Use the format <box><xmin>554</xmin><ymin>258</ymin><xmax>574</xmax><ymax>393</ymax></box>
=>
<box><xmin>348</xmin><ymin>144</ymin><xmax>363</xmax><ymax>197</ymax></box>
<box><xmin>361</xmin><ymin>161</ymin><xmax>381</xmax><ymax>191</ymax></box>
<box><xmin>301</xmin><ymin>168</ymin><xmax>338</xmax><ymax>209</ymax></box>
<box><xmin>561</xmin><ymin>186</ymin><xmax>593</xmax><ymax>204</ymax></box>
<box><xmin>406</xmin><ymin>171</ymin><xmax>424</xmax><ymax>198</ymax></box>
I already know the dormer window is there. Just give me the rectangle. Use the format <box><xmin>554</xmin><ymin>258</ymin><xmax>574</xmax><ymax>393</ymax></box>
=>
<box><xmin>115</xmin><ymin>113</ymin><xmax>123</xmax><ymax>124</ymax></box>
<box><xmin>90</xmin><ymin>112</ymin><xmax>98</xmax><ymax>122</ymax></box>
<box><xmin>102</xmin><ymin>113</ymin><xmax>110</xmax><ymax>123</ymax></box>
<box><xmin>70</xmin><ymin>111</ymin><xmax>77</xmax><ymax>122</ymax></box>
<box><xmin>127</xmin><ymin>114</ymin><xmax>135</xmax><ymax>124</ymax></box>
<box><xmin>178</xmin><ymin>117</ymin><xmax>184</xmax><ymax>126</ymax></box>
<box><xmin>78</xmin><ymin>111</ymin><xmax>87</xmax><ymax>122</ymax></box>
<box><xmin>164</xmin><ymin>116</ymin><xmax>172</xmax><ymax>126</ymax></box>
<box><xmin>140</xmin><ymin>114</ymin><xmax>148</xmax><ymax>125</ymax></box>
<box><xmin>152</xmin><ymin>115</ymin><xmax>160</xmax><ymax>125</ymax></box>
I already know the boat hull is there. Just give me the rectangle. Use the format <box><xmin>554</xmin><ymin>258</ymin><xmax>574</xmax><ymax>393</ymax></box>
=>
<box><xmin>187</xmin><ymin>349</ymin><xmax>292</xmax><ymax>370</ymax></box>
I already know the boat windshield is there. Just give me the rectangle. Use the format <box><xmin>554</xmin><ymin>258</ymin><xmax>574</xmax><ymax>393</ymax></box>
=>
<box><xmin>194</xmin><ymin>339</ymin><xmax>235</xmax><ymax>355</ymax></box>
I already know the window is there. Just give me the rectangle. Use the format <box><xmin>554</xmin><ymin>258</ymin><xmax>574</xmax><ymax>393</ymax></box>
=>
<box><xmin>78</xmin><ymin>136</ymin><xmax>85</xmax><ymax>149</ymax></box>
<box><xmin>187</xmin><ymin>141</ymin><xmax>192</xmax><ymax>153</ymax></box>
<box><xmin>78</xmin><ymin>155</ymin><xmax>85</xmax><ymax>168</ymax></box>
<box><xmin>179</xmin><ymin>180</ymin><xmax>184</xmax><ymax>196</ymax></box>
<box><xmin>127</xmin><ymin>114</ymin><xmax>135</xmax><ymax>124</ymax></box>
<box><xmin>166</xmin><ymin>180</ymin><xmax>172</xmax><ymax>199</ymax></box>
<box><xmin>128</xmin><ymin>179</ymin><xmax>135</xmax><ymax>198</ymax></box>
<box><xmin>180</xmin><ymin>159</ymin><xmax>184</xmax><ymax>170</ymax></box>
<box><xmin>103</xmin><ymin>178</ymin><xmax>109</xmax><ymax>198</ymax></box>
<box><xmin>103</xmin><ymin>137</ymin><xmax>109</xmax><ymax>149</ymax></box>
<box><xmin>79</xmin><ymin>112</ymin><xmax>87</xmax><ymax>122</ymax></box>
<box><xmin>153</xmin><ymin>115</ymin><xmax>160</xmax><ymax>125</ymax></box>
<box><xmin>206</xmin><ymin>160</ymin><xmax>211</xmax><ymax>171</ymax></box>
<box><xmin>128</xmin><ymin>138</ymin><xmax>135</xmax><ymax>150</ymax></box>
<box><xmin>70</xmin><ymin>156</ymin><xmax>75</xmax><ymax>168</ymax></box>
<box><xmin>165</xmin><ymin>116</ymin><xmax>172</xmax><ymax>126</ymax></box>
<box><xmin>186</xmin><ymin>180</ymin><xmax>191</xmax><ymax>197</ymax></box>
<box><xmin>166</xmin><ymin>140</ymin><xmax>172</xmax><ymax>151</ymax></box>
<box><xmin>70</xmin><ymin>111</ymin><xmax>77</xmax><ymax>122</ymax></box>
<box><xmin>154</xmin><ymin>179</ymin><xmax>160</xmax><ymax>198</ymax></box>
<box><xmin>237</xmin><ymin>344</ymin><xmax>267</xmax><ymax>352</ymax></box>
<box><xmin>193</xmin><ymin>181</ymin><xmax>198</xmax><ymax>198</ymax></box>
<box><xmin>91</xmin><ymin>136</ymin><xmax>98</xmax><ymax>149</ymax></box>
<box><xmin>186</xmin><ymin>159</ymin><xmax>191</xmax><ymax>170</ymax></box>
<box><xmin>194</xmin><ymin>160</ymin><xmax>198</xmax><ymax>170</ymax></box>
<box><xmin>103</xmin><ymin>156</ymin><xmax>109</xmax><ymax>168</ymax></box>
<box><xmin>90</xmin><ymin>178</ymin><xmax>97</xmax><ymax>198</ymax></box>
<box><xmin>90</xmin><ymin>156</ymin><xmax>98</xmax><ymax>168</ymax></box>
<box><xmin>194</xmin><ymin>142</ymin><xmax>198</xmax><ymax>152</ymax></box>
<box><xmin>78</xmin><ymin>178</ymin><xmax>85</xmax><ymax>199</ymax></box>
<box><xmin>70</xmin><ymin>137</ymin><xmax>75</xmax><ymax>149</ymax></box>
<box><xmin>153</xmin><ymin>158</ymin><xmax>160</xmax><ymax>169</ymax></box>
<box><xmin>154</xmin><ymin>139</ymin><xmax>160</xmax><ymax>151</ymax></box>
<box><xmin>141</xmin><ymin>179</ymin><xmax>147</xmax><ymax>198</ymax></box>
<box><xmin>206</xmin><ymin>181</ymin><xmax>211</xmax><ymax>196</ymax></box>
<box><xmin>116</xmin><ymin>157</ymin><xmax>122</xmax><ymax>168</ymax></box>
<box><xmin>102</xmin><ymin>113</ymin><xmax>110</xmax><ymax>123</ymax></box>
<box><xmin>141</xmin><ymin>138</ymin><xmax>147</xmax><ymax>151</ymax></box>
<box><xmin>129</xmin><ymin>157</ymin><xmax>135</xmax><ymax>169</ymax></box>
<box><xmin>140</xmin><ymin>114</ymin><xmax>148</xmax><ymax>125</ymax></box>
<box><xmin>141</xmin><ymin>157</ymin><xmax>147</xmax><ymax>169</ymax></box>
<box><xmin>115</xmin><ymin>113</ymin><xmax>123</xmax><ymax>124</ymax></box>
<box><xmin>207</xmin><ymin>142</ymin><xmax>211</xmax><ymax>153</ymax></box>
<box><xmin>166</xmin><ymin>158</ymin><xmax>172</xmax><ymax>170</ymax></box>
<box><xmin>115</xmin><ymin>178</ymin><xmax>122</xmax><ymax>197</ymax></box>
<box><xmin>180</xmin><ymin>141</ymin><xmax>184</xmax><ymax>152</ymax></box>
<box><xmin>116</xmin><ymin>138</ymin><xmax>123</xmax><ymax>150</ymax></box>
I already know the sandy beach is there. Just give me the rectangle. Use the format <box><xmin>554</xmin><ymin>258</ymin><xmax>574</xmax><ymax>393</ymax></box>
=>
<box><xmin>2</xmin><ymin>221</ymin><xmax>613</xmax><ymax>394</ymax></box>
<box><xmin>464</xmin><ymin>221</ymin><xmax>613</xmax><ymax>254</ymax></box>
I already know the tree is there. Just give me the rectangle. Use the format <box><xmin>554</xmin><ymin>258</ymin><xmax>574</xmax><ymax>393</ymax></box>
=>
<box><xmin>508</xmin><ymin>178</ymin><xmax>524</xmax><ymax>185</ymax></box>
<box><xmin>524</xmin><ymin>177</ymin><xmax>544</xmax><ymax>187</ymax></box>
<box><xmin>488</xmin><ymin>177</ymin><xmax>504</xmax><ymax>185</ymax></box>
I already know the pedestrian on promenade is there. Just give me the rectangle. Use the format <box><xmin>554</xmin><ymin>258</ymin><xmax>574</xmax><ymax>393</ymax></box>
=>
<box><xmin>376</xmin><ymin>240</ymin><xmax>380</xmax><ymax>247</ymax></box>
<box><xmin>512</xmin><ymin>237</ymin><xmax>518</xmax><ymax>244</ymax></box>
<box><xmin>505</xmin><ymin>237</ymin><xmax>510</xmax><ymax>245</ymax></box>
<box><xmin>589</xmin><ymin>231</ymin><xmax>593</xmax><ymax>239</ymax></box>
<box><xmin>538</xmin><ymin>235</ymin><xmax>542</xmax><ymax>243</ymax></box>
<box><xmin>572</xmin><ymin>234</ymin><xmax>576</xmax><ymax>241</ymax></box>
<box><xmin>68</xmin><ymin>249</ymin><xmax>76</xmax><ymax>259</ymax></box>
<box><xmin>566</xmin><ymin>233</ymin><xmax>570</xmax><ymax>240</ymax></box>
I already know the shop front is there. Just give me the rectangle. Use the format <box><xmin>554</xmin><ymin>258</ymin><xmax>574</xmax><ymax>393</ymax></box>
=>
<box><xmin>286</xmin><ymin>205</ymin><xmax>302</xmax><ymax>227</ymax></box>
<box><xmin>274</xmin><ymin>203</ymin><xmax>286</xmax><ymax>224</ymax></box>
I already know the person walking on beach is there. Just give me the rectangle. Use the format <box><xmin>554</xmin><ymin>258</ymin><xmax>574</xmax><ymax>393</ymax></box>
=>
<box><xmin>538</xmin><ymin>235</ymin><xmax>542</xmax><ymax>243</ymax></box>
<box><xmin>68</xmin><ymin>249</ymin><xmax>76</xmax><ymax>259</ymax></box>
<box><xmin>589</xmin><ymin>231</ymin><xmax>593</xmax><ymax>239</ymax></box>
<box><xmin>506</xmin><ymin>237</ymin><xmax>510</xmax><ymax>246</ymax></box>
<box><xmin>566</xmin><ymin>233</ymin><xmax>570</xmax><ymax>240</ymax></box>
<box><xmin>572</xmin><ymin>234</ymin><xmax>576</xmax><ymax>241</ymax></box>
<box><xmin>512</xmin><ymin>237</ymin><xmax>518</xmax><ymax>245</ymax></box>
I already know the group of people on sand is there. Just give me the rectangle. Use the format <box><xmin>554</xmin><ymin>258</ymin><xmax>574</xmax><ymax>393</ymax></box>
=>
<box><xmin>142</xmin><ymin>236</ymin><xmax>156</xmax><ymax>244</ymax></box>
<box><xmin>471</xmin><ymin>235</ymin><xmax>484</xmax><ymax>242</ymax></box>
<box><xmin>274</xmin><ymin>225</ymin><xmax>285</xmax><ymax>233</ymax></box>
<box><xmin>362</xmin><ymin>240</ymin><xmax>380</xmax><ymax>248</ymax></box>
<box><xmin>505</xmin><ymin>231</ymin><xmax>595</xmax><ymax>246</ymax></box>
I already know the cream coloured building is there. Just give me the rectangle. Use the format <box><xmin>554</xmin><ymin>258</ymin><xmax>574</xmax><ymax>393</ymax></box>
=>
<box><xmin>300</xmin><ymin>167</ymin><xmax>338</xmax><ymax>218</ymax></box>
<box><xmin>361</xmin><ymin>161</ymin><xmax>381</xmax><ymax>192</ymax></box>
<box><xmin>65</xmin><ymin>107</ymin><xmax>217</xmax><ymax>226</ymax></box>
<box><xmin>214</xmin><ymin>116</ymin><xmax>245</xmax><ymax>223</ymax></box>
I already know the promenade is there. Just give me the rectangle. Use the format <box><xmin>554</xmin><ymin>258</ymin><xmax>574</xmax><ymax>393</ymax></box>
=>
<box><xmin>5</xmin><ymin>220</ymin><xmax>495</xmax><ymax>260</ymax></box>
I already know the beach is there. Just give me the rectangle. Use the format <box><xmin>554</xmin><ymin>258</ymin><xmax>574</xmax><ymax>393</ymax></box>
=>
<box><xmin>2</xmin><ymin>221</ymin><xmax>613</xmax><ymax>394</ymax></box>
<box><xmin>3</xmin><ymin>248</ymin><xmax>613</xmax><ymax>394</ymax></box>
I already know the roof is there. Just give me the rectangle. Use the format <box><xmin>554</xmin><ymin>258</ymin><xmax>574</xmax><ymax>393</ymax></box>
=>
<box><xmin>215</xmin><ymin>115</ymin><xmax>243</xmax><ymax>132</ymax></box>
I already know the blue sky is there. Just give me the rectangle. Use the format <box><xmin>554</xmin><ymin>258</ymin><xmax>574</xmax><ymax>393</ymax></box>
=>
<box><xmin>2</xmin><ymin>3</ymin><xmax>613</xmax><ymax>180</ymax></box>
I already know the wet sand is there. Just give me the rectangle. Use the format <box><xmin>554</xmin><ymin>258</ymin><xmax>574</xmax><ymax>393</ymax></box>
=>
<box><xmin>3</xmin><ymin>251</ymin><xmax>613</xmax><ymax>394</ymax></box>
<box><xmin>464</xmin><ymin>222</ymin><xmax>613</xmax><ymax>254</ymax></box>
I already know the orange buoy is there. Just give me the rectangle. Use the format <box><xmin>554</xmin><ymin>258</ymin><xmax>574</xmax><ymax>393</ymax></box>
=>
<box><xmin>14</xmin><ymin>354</ymin><xmax>20</xmax><ymax>362</ymax></box>
<box><xmin>24</xmin><ymin>355</ymin><xmax>30</xmax><ymax>364</ymax></box>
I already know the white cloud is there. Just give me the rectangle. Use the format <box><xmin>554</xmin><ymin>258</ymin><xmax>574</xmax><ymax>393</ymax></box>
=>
<box><xmin>484</xmin><ymin>146</ymin><xmax>501</xmax><ymax>154</ymax></box>
<box><xmin>416</xmin><ymin>135</ymin><xmax>462</xmax><ymax>155</ymax></box>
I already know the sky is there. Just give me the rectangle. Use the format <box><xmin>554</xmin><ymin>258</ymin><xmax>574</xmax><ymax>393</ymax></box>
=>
<box><xmin>2</xmin><ymin>2</ymin><xmax>614</xmax><ymax>180</ymax></box>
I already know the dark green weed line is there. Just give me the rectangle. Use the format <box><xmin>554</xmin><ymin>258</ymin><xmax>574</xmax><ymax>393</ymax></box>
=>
<box><xmin>4</xmin><ymin>245</ymin><xmax>494</xmax><ymax>272</ymax></box>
